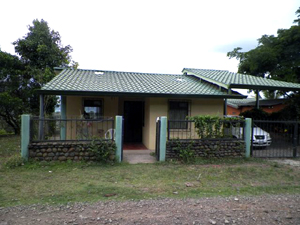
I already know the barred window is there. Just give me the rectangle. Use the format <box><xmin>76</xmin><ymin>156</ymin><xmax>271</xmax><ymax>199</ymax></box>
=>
<box><xmin>169</xmin><ymin>101</ymin><xmax>189</xmax><ymax>129</ymax></box>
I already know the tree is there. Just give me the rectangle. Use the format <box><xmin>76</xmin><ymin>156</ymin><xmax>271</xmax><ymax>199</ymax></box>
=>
<box><xmin>0</xmin><ymin>19</ymin><xmax>76</xmax><ymax>134</ymax></box>
<box><xmin>13</xmin><ymin>19</ymin><xmax>75</xmax><ymax>86</ymax></box>
<box><xmin>0</xmin><ymin>50</ymin><xmax>27</xmax><ymax>134</ymax></box>
<box><xmin>227</xmin><ymin>7</ymin><xmax>300</xmax><ymax>84</ymax></box>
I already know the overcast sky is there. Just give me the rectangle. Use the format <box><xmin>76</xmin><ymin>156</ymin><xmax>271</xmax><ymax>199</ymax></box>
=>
<box><xmin>0</xmin><ymin>0</ymin><xmax>299</xmax><ymax>75</ymax></box>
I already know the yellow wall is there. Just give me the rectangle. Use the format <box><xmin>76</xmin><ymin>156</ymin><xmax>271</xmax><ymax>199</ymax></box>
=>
<box><xmin>191</xmin><ymin>99</ymin><xmax>223</xmax><ymax>116</ymax></box>
<box><xmin>144</xmin><ymin>98</ymin><xmax>224</xmax><ymax>150</ymax></box>
<box><xmin>65</xmin><ymin>96</ymin><xmax>119</xmax><ymax>139</ymax></box>
<box><xmin>64</xmin><ymin>95</ymin><xmax>224</xmax><ymax>149</ymax></box>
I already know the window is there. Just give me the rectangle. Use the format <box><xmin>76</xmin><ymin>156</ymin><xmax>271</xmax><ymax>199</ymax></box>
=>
<box><xmin>169</xmin><ymin>101</ymin><xmax>189</xmax><ymax>129</ymax></box>
<box><xmin>83</xmin><ymin>99</ymin><xmax>103</xmax><ymax>119</ymax></box>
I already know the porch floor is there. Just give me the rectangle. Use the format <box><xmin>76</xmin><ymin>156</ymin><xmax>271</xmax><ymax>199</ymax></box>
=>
<box><xmin>123</xmin><ymin>150</ymin><xmax>156</xmax><ymax>164</ymax></box>
<box><xmin>123</xmin><ymin>143</ymin><xmax>148</xmax><ymax>150</ymax></box>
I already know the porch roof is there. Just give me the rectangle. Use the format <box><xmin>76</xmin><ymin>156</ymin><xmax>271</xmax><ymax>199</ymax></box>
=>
<box><xmin>182</xmin><ymin>68</ymin><xmax>300</xmax><ymax>91</ymax></box>
<box><xmin>39</xmin><ymin>68</ymin><xmax>245</xmax><ymax>98</ymax></box>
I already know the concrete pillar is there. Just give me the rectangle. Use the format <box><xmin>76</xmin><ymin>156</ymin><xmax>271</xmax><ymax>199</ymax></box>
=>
<box><xmin>21</xmin><ymin>114</ymin><xmax>30</xmax><ymax>161</ymax></box>
<box><xmin>115</xmin><ymin>116</ymin><xmax>123</xmax><ymax>162</ymax></box>
<box><xmin>38</xmin><ymin>94</ymin><xmax>44</xmax><ymax>140</ymax></box>
<box><xmin>244</xmin><ymin>118</ymin><xmax>252</xmax><ymax>158</ymax></box>
<box><xmin>159</xmin><ymin>116</ymin><xmax>167</xmax><ymax>161</ymax></box>
<box><xmin>60</xmin><ymin>96</ymin><xmax>66</xmax><ymax>140</ymax></box>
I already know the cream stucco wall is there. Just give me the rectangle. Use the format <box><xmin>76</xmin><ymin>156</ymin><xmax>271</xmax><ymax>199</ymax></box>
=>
<box><xmin>144</xmin><ymin>98</ymin><xmax>224</xmax><ymax>150</ymax></box>
<box><xmin>65</xmin><ymin>96</ymin><xmax>119</xmax><ymax>139</ymax></box>
<box><xmin>64</xmin><ymin>95</ymin><xmax>224</xmax><ymax>149</ymax></box>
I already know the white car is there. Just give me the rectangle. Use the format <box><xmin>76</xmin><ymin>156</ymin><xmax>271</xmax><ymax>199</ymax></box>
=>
<box><xmin>225</xmin><ymin>122</ymin><xmax>271</xmax><ymax>147</ymax></box>
<box><xmin>252</xmin><ymin>124</ymin><xmax>272</xmax><ymax>147</ymax></box>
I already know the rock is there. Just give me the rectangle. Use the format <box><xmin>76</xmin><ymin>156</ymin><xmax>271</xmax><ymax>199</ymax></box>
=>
<box><xmin>209</xmin><ymin>219</ymin><xmax>216</xmax><ymax>224</ymax></box>
<box><xmin>58</xmin><ymin>156</ymin><xmax>67</xmax><ymax>161</ymax></box>
<box><xmin>185</xmin><ymin>182</ymin><xmax>194</xmax><ymax>187</ymax></box>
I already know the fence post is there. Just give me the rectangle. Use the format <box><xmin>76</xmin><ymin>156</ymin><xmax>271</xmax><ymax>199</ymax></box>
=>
<box><xmin>293</xmin><ymin>122</ymin><xmax>298</xmax><ymax>158</ymax></box>
<box><xmin>159</xmin><ymin>116</ymin><xmax>167</xmax><ymax>161</ymax></box>
<box><xmin>115</xmin><ymin>116</ymin><xmax>123</xmax><ymax>162</ymax></box>
<box><xmin>60</xmin><ymin>95</ymin><xmax>66</xmax><ymax>140</ymax></box>
<box><xmin>244</xmin><ymin>118</ymin><xmax>252</xmax><ymax>158</ymax></box>
<box><xmin>21</xmin><ymin>114</ymin><xmax>30</xmax><ymax>161</ymax></box>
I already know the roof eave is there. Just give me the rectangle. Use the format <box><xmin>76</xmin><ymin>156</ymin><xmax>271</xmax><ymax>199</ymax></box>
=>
<box><xmin>37</xmin><ymin>89</ymin><xmax>246</xmax><ymax>99</ymax></box>
<box><xmin>229</xmin><ymin>84</ymin><xmax>300</xmax><ymax>91</ymax></box>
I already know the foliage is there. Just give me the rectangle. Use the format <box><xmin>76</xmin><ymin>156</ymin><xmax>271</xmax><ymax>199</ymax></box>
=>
<box><xmin>87</xmin><ymin>138</ymin><xmax>117</xmax><ymax>163</ymax></box>
<box><xmin>227</xmin><ymin>7</ymin><xmax>300</xmax><ymax>111</ymax></box>
<box><xmin>0</xmin><ymin>19</ymin><xmax>76</xmax><ymax>134</ymax></box>
<box><xmin>4</xmin><ymin>154</ymin><xmax>25</xmax><ymax>169</ymax></box>
<box><xmin>240</xmin><ymin>108</ymin><xmax>269</xmax><ymax>120</ymax></box>
<box><xmin>227</xmin><ymin>8</ymin><xmax>300</xmax><ymax>83</ymax></box>
<box><xmin>189</xmin><ymin>115</ymin><xmax>244</xmax><ymax>138</ymax></box>
<box><xmin>173</xmin><ymin>139</ymin><xmax>195</xmax><ymax>163</ymax></box>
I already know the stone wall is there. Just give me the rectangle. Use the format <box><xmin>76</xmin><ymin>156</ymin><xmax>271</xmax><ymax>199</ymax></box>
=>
<box><xmin>166</xmin><ymin>139</ymin><xmax>245</xmax><ymax>159</ymax></box>
<box><xmin>29</xmin><ymin>141</ymin><xmax>97</xmax><ymax>161</ymax></box>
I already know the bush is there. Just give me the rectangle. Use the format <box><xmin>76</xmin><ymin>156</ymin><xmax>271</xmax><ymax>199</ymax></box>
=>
<box><xmin>240</xmin><ymin>108</ymin><xmax>269</xmax><ymax>120</ymax></box>
<box><xmin>173</xmin><ymin>139</ymin><xmax>195</xmax><ymax>164</ymax></box>
<box><xmin>4</xmin><ymin>154</ymin><xmax>25</xmax><ymax>168</ymax></box>
<box><xmin>87</xmin><ymin>138</ymin><xmax>117</xmax><ymax>163</ymax></box>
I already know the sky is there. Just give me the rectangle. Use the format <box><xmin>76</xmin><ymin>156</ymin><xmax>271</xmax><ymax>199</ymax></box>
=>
<box><xmin>0</xmin><ymin>0</ymin><xmax>299</xmax><ymax>77</ymax></box>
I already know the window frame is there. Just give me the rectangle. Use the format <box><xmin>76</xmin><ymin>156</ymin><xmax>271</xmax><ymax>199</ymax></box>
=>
<box><xmin>168</xmin><ymin>99</ymin><xmax>191</xmax><ymax>129</ymax></box>
<box><xmin>82</xmin><ymin>98</ymin><xmax>104</xmax><ymax>119</ymax></box>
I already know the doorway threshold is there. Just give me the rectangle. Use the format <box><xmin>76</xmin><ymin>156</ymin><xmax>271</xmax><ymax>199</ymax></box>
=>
<box><xmin>123</xmin><ymin>150</ymin><xmax>156</xmax><ymax>164</ymax></box>
<box><xmin>123</xmin><ymin>143</ymin><xmax>148</xmax><ymax>150</ymax></box>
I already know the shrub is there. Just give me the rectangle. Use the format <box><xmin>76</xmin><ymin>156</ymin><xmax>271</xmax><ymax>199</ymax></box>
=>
<box><xmin>174</xmin><ymin>139</ymin><xmax>195</xmax><ymax>163</ymax></box>
<box><xmin>4</xmin><ymin>154</ymin><xmax>25</xmax><ymax>169</ymax></box>
<box><xmin>87</xmin><ymin>138</ymin><xmax>117</xmax><ymax>163</ymax></box>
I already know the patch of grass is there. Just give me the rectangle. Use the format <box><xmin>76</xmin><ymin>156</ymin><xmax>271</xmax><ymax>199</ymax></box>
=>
<box><xmin>0</xmin><ymin>135</ymin><xmax>21</xmax><ymax>166</ymax></box>
<box><xmin>0</xmin><ymin>159</ymin><xmax>299</xmax><ymax>207</ymax></box>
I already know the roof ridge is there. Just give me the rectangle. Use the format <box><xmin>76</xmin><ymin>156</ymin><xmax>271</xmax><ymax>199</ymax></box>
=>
<box><xmin>62</xmin><ymin>68</ymin><xmax>183</xmax><ymax>76</ymax></box>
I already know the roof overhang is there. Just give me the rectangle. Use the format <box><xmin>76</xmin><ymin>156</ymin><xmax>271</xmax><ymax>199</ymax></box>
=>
<box><xmin>229</xmin><ymin>84</ymin><xmax>300</xmax><ymax>91</ymax></box>
<box><xmin>36</xmin><ymin>89</ymin><xmax>246</xmax><ymax>99</ymax></box>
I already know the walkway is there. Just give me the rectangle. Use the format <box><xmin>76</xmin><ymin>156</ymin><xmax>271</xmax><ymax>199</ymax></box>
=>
<box><xmin>123</xmin><ymin>149</ymin><xmax>156</xmax><ymax>164</ymax></box>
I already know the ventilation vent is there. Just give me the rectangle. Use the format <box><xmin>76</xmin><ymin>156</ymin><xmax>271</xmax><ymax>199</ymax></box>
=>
<box><xmin>94</xmin><ymin>71</ymin><xmax>104</xmax><ymax>75</ymax></box>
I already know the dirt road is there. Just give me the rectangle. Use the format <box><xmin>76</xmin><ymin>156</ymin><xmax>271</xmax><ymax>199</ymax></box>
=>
<box><xmin>1</xmin><ymin>195</ymin><xmax>299</xmax><ymax>225</ymax></box>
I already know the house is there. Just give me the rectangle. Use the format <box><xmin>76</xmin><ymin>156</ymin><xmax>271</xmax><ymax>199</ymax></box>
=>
<box><xmin>38</xmin><ymin>68</ymin><xmax>300</xmax><ymax>150</ymax></box>
<box><xmin>38</xmin><ymin>68</ymin><xmax>244</xmax><ymax>150</ymax></box>
<box><xmin>227</xmin><ymin>98</ymin><xmax>288</xmax><ymax>115</ymax></box>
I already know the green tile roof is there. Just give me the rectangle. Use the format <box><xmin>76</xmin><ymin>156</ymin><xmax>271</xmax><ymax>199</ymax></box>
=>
<box><xmin>40</xmin><ymin>69</ymin><xmax>244</xmax><ymax>98</ymax></box>
<box><xmin>183</xmin><ymin>68</ymin><xmax>300</xmax><ymax>91</ymax></box>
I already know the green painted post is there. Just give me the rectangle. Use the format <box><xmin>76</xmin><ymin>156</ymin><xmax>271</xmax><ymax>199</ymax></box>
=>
<box><xmin>115</xmin><ymin>116</ymin><xmax>123</xmax><ymax>162</ymax></box>
<box><xmin>21</xmin><ymin>114</ymin><xmax>30</xmax><ymax>161</ymax></box>
<box><xmin>60</xmin><ymin>95</ymin><xmax>66</xmax><ymax>140</ymax></box>
<box><xmin>244</xmin><ymin>118</ymin><xmax>252</xmax><ymax>158</ymax></box>
<box><xmin>159</xmin><ymin>116</ymin><xmax>167</xmax><ymax>161</ymax></box>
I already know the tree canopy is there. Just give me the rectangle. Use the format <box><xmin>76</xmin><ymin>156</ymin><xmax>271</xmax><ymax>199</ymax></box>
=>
<box><xmin>227</xmin><ymin>7</ymin><xmax>300</xmax><ymax>84</ymax></box>
<box><xmin>0</xmin><ymin>19</ymin><xmax>76</xmax><ymax>134</ymax></box>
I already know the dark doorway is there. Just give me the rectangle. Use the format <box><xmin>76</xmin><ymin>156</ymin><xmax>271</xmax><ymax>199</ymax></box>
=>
<box><xmin>124</xmin><ymin>101</ymin><xmax>144</xmax><ymax>143</ymax></box>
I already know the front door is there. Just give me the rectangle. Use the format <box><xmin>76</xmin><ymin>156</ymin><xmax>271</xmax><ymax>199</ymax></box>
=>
<box><xmin>124</xmin><ymin>101</ymin><xmax>144</xmax><ymax>143</ymax></box>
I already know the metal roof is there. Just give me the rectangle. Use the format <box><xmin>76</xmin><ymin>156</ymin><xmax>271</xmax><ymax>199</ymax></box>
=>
<box><xmin>39</xmin><ymin>68</ymin><xmax>245</xmax><ymax>98</ymax></box>
<box><xmin>182</xmin><ymin>68</ymin><xmax>300</xmax><ymax>91</ymax></box>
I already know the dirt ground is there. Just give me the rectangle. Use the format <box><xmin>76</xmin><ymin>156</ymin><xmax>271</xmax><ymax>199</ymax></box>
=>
<box><xmin>1</xmin><ymin>194</ymin><xmax>300</xmax><ymax>225</ymax></box>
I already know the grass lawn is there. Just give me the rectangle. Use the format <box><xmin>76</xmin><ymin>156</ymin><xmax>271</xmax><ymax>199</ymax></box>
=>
<box><xmin>0</xmin><ymin>135</ymin><xmax>300</xmax><ymax>207</ymax></box>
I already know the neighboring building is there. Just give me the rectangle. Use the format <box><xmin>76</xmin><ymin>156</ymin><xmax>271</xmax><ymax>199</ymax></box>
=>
<box><xmin>227</xmin><ymin>98</ymin><xmax>288</xmax><ymax>115</ymax></box>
